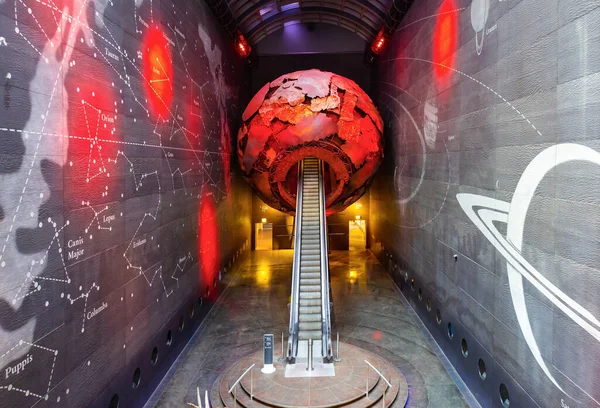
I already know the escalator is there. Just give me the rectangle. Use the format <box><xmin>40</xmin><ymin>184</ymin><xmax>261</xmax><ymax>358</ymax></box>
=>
<box><xmin>286</xmin><ymin>157</ymin><xmax>333</xmax><ymax>364</ymax></box>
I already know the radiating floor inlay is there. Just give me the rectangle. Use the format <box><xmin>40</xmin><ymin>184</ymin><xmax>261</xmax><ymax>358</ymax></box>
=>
<box><xmin>151</xmin><ymin>249</ymin><xmax>470</xmax><ymax>407</ymax></box>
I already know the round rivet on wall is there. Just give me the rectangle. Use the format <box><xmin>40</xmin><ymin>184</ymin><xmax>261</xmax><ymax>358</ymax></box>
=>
<box><xmin>198</xmin><ymin>296</ymin><xmax>203</xmax><ymax>306</ymax></box>
<box><xmin>418</xmin><ymin>288</ymin><xmax>423</xmax><ymax>301</ymax></box>
<box><xmin>478</xmin><ymin>358</ymin><xmax>487</xmax><ymax>380</ymax></box>
<box><xmin>426</xmin><ymin>297</ymin><xmax>432</xmax><ymax>312</ymax></box>
<box><xmin>404</xmin><ymin>271</ymin><xmax>409</xmax><ymax>282</ymax></box>
<box><xmin>213</xmin><ymin>277</ymin><xmax>217</xmax><ymax>288</ymax></box>
<box><xmin>447</xmin><ymin>322</ymin><xmax>454</xmax><ymax>339</ymax></box>
<box><xmin>410</xmin><ymin>279</ymin><xmax>415</xmax><ymax>291</ymax></box>
<box><xmin>178</xmin><ymin>316</ymin><xmax>185</xmax><ymax>331</ymax></box>
<box><xmin>436</xmin><ymin>309</ymin><xmax>442</xmax><ymax>325</ymax></box>
<box><xmin>188</xmin><ymin>304</ymin><xmax>195</xmax><ymax>318</ymax></box>
<box><xmin>109</xmin><ymin>393</ymin><xmax>119</xmax><ymax>408</ymax></box>
<box><xmin>461</xmin><ymin>338</ymin><xmax>469</xmax><ymax>357</ymax></box>
<box><xmin>166</xmin><ymin>330</ymin><xmax>173</xmax><ymax>346</ymax></box>
<box><xmin>499</xmin><ymin>383</ymin><xmax>510</xmax><ymax>407</ymax></box>
<box><xmin>132</xmin><ymin>368</ymin><xmax>141</xmax><ymax>389</ymax></box>
<box><xmin>151</xmin><ymin>347</ymin><xmax>159</xmax><ymax>365</ymax></box>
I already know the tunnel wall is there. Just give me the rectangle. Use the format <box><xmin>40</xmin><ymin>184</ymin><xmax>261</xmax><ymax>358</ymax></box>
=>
<box><xmin>370</xmin><ymin>0</ymin><xmax>600</xmax><ymax>407</ymax></box>
<box><xmin>0</xmin><ymin>0</ymin><xmax>251</xmax><ymax>407</ymax></box>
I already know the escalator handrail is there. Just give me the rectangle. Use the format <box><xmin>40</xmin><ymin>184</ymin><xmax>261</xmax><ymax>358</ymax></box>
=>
<box><xmin>318</xmin><ymin>160</ymin><xmax>333</xmax><ymax>361</ymax></box>
<box><xmin>286</xmin><ymin>160</ymin><xmax>304</xmax><ymax>361</ymax></box>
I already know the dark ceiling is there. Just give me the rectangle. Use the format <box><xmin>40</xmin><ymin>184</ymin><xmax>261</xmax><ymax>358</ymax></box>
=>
<box><xmin>225</xmin><ymin>0</ymin><xmax>394</xmax><ymax>44</ymax></box>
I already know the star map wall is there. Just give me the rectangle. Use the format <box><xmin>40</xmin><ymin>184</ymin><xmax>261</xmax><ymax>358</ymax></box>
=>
<box><xmin>370</xmin><ymin>0</ymin><xmax>600</xmax><ymax>407</ymax></box>
<box><xmin>0</xmin><ymin>0</ymin><xmax>251</xmax><ymax>406</ymax></box>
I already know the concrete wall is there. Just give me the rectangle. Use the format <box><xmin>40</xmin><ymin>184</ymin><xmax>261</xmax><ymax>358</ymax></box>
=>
<box><xmin>370</xmin><ymin>0</ymin><xmax>600</xmax><ymax>407</ymax></box>
<box><xmin>0</xmin><ymin>0</ymin><xmax>251</xmax><ymax>407</ymax></box>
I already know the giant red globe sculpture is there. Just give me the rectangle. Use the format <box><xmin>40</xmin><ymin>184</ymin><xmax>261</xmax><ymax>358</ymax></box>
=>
<box><xmin>237</xmin><ymin>69</ymin><xmax>384</xmax><ymax>215</ymax></box>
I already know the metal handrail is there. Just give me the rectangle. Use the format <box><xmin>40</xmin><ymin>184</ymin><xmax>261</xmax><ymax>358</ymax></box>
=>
<box><xmin>319</xmin><ymin>160</ymin><xmax>333</xmax><ymax>362</ymax></box>
<box><xmin>186</xmin><ymin>387</ymin><xmax>210</xmax><ymax>408</ymax></box>
<box><xmin>286</xmin><ymin>160</ymin><xmax>304</xmax><ymax>362</ymax></box>
<box><xmin>364</xmin><ymin>360</ymin><xmax>392</xmax><ymax>387</ymax></box>
<box><xmin>228</xmin><ymin>363</ymin><xmax>256</xmax><ymax>406</ymax></box>
<box><xmin>228</xmin><ymin>364</ymin><xmax>255</xmax><ymax>393</ymax></box>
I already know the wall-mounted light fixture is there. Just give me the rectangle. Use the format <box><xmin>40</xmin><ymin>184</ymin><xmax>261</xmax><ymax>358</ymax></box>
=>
<box><xmin>364</xmin><ymin>0</ymin><xmax>415</xmax><ymax>64</ymax></box>
<box><xmin>261</xmin><ymin>217</ymin><xmax>267</xmax><ymax>223</ymax></box>
<box><xmin>355</xmin><ymin>215</ymin><xmax>361</xmax><ymax>220</ymax></box>
<box><xmin>234</xmin><ymin>30</ymin><xmax>252</xmax><ymax>59</ymax></box>
<box><xmin>370</xmin><ymin>28</ymin><xmax>388</xmax><ymax>55</ymax></box>
<box><xmin>204</xmin><ymin>0</ymin><xmax>253</xmax><ymax>61</ymax></box>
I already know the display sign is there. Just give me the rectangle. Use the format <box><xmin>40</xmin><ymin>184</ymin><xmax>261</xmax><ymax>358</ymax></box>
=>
<box><xmin>261</xmin><ymin>334</ymin><xmax>276</xmax><ymax>374</ymax></box>
<box><xmin>263</xmin><ymin>334</ymin><xmax>274</xmax><ymax>365</ymax></box>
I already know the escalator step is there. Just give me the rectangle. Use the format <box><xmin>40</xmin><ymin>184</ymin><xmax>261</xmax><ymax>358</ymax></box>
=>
<box><xmin>298</xmin><ymin>331</ymin><xmax>321</xmax><ymax>340</ymax></box>
<box><xmin>299</xmin><ymin>313</ymin><xmax>321</xmax><ymax>322</ymax></box>
<box><xmin>299</xmin><ymin>292</ymin><xmax>320</xmax><ymax>299</ymax></box>
<box><xmin>300</xmin><ymin>272</ymin><xmax>321</xmax><ymax>279</ymax></box>
<box><xmin>300</xmin><ymin>243</ymin><xmax>319</xmax><ymax>248</ymax></box>
<box><xmin>302</xmin><ymin>227</ymin><xmax>320</xmax><ymax>232</ymax></box>
<box><xmin>299</xmin><ymin>298</ymin><xmax>321</xmax><ymax>306</ymax></box>
<box><xmin>299</xmin><ymin>321</ymin><xmax>321</xmax><ymax>331</ymax></box>
<box><xmin>300</xmin><ymin>285</ymin><xmax>321</xmax><ymax>292</ymax></box>
<box><xmin>301</xmin><ymin>254</ymin><xmax>319</xmax><ymax>260</ymax></box>
<box><xmin>299</xmin><ymin>306</ymin><xmax>321</xmax><ymax>314</ymax></box>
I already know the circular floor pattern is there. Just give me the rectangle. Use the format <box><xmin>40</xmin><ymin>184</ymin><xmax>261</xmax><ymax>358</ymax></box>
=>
<box><xmin>211</xmin><ymin>342</ymin><xmax>409</xmax><ymax>408</ymax></box>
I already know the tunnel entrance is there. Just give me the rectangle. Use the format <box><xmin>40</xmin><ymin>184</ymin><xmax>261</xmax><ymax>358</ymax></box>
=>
<box><xmin>254</xmin><ymin>222</ymin><xmax>273</xmax><ymax>250</ymax></box>
<box><xmin>349</xmin><ymin>219</ymin><xmax>366</xmax><ymax>250</ymax></box>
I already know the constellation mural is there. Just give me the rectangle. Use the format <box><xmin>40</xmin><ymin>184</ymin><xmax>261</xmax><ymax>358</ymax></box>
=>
<box><xmin>0</xmin><ymin>0</ymin><xmax>247</xmax><ymax>405</ymax></box>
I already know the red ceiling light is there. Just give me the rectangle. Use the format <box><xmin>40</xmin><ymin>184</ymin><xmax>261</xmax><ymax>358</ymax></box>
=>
<box><xmin>370</xmin><ymin>28</ymin><xmax>388</xmax><ymax>55</ymax></box>
<box><xmin>234</xmin><ymin>30</ymin><xmax>252</xmax><ymax>58</ymax></box>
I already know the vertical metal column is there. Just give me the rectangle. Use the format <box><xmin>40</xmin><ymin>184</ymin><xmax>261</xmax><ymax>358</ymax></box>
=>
<box><xmin>307</xmin><ymin>338</ymin><xmax>314</xmax><ymax>371</ymax></box>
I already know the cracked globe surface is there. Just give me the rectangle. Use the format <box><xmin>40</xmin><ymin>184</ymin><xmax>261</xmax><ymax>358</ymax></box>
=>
<box><xmin>238</xmin><ymin>69</ymin><xmax>384</xmax><ymax>215</ymax></box>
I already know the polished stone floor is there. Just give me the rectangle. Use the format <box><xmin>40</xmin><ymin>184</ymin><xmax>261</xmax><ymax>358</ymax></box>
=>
<box><xmin>151</xmin><ymin>249</ymin><xmax>470</xmax><ymax>407</ymax></box>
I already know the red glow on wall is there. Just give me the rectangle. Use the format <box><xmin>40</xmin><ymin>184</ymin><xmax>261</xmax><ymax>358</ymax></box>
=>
<box><xmin>198</xmin><ymin>187</ymin><xmax>219</xmax><ymax>300</ymax></box>
<box><xmin>143</xmin><ymin>25</ymin><xmax>173</xmax><ymax>119</ymax></box>
<box><xmin>433</xmin><ymin>0</ymin><xmax>458</xmax><ymax>81</ymax></box>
